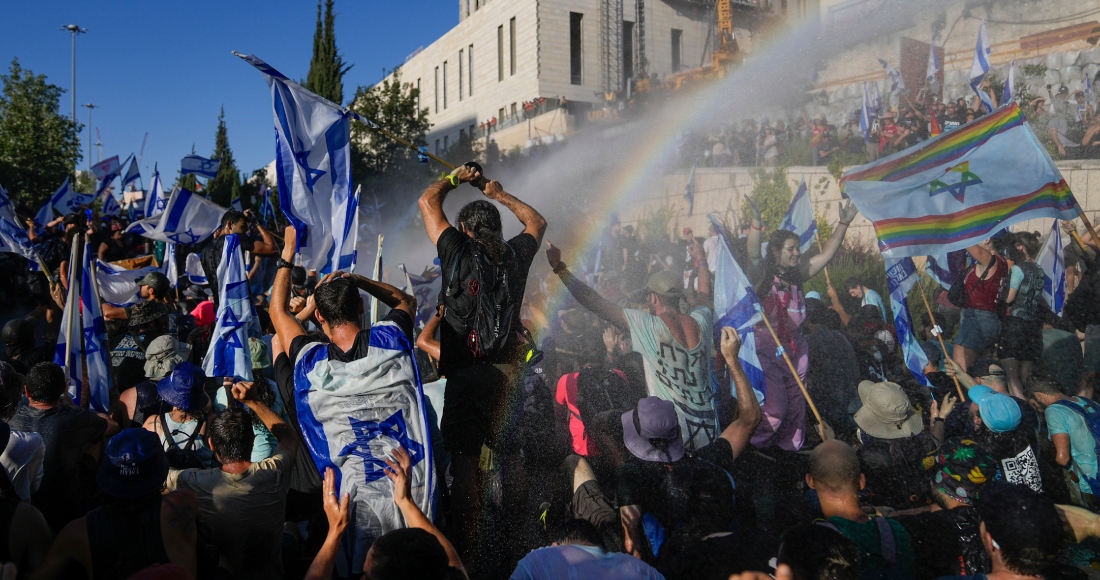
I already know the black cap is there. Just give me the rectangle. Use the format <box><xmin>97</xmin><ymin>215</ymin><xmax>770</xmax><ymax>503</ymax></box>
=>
<box><xmin>967</xmin><ymin>358</ymin><xmax>1004</xmax><ymax>379</ymax></box>
<box><xmin>976</xmin><ymin>482</ymin><xmax>1063</xmax><ymax>559</ymax></box>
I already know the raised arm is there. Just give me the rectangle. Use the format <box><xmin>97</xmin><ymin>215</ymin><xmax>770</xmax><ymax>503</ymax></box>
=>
<box><xmin>270</xmin><ymin>226</ymin><xmax>306</xmax><ymax>348</ymax></box>
<box><xmin>246</xmin><ymin>211</ymin><xmax>278</xmax><ymax>256</ymax></box>
<box><xmin>385</xmin><ymin>447</ymin><xmax>467</xmax><ymax>578</ymax></box>
<box><xmin>416</xmin><ymin>308</ymin><xmax>443</xmax><ymax>360</ymax></box>
<box><xmin>807</xmin><ymin>201</ymin><xmax>857</xmax><ymax>278</ymax></box>
<box><xmin>481</xmin><ymin>180</ymin><xmax>547</xmax><ymax>245</ymax></box>
<box><xmin>419</xmin><ymin>166</ymin><xmax>480</xmax><ymax>246</ymax></box>
<box><xmin>546</xmin><ymin>242</ymin><xmax>628</xmax><ymax>331</ymax></box>
<box><xmin>306</xmin><ymin>468</ymin><xmax>351</xmax><ymax>580</ymax></box>
<box><xmin>334</xmin><ymin>272</ymin><xmax>415</xmax><ymax>319</ymax></box>
<box><xmin>233</xmin><ymin>380</ymin><xmax>298</xmax><ymax>459</ymax></box>
<box><xmin>718</xmin><ymin>327</ymin><xmax>762</xmax><ymax>460</ymax></box>
<box><xmin>966</xmin><ymin>243</ymin><xmax>996</xmax><ymax>268</ymax></box>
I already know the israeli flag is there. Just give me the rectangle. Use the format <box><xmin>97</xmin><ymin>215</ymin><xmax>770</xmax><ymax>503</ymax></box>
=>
<box><xmin>80</xmin><ymin>246</ymin><xmax>111</xmax><ymax>413</ymax></box>
<box><xmin>185</xmin><ymin>252</ymin><xmax>208</xmax><ymax>285</ymax></box>
<box><xmin>0</xmin><ymin>184</ymin><xmax>40</xmax><ymax>267</ymax></box>
<box><xmin>926</xmin><ymin>250</ymin><xmax>967</xmax><ymax>290</ymax></box>
<box><xmin>202</xmin><ymin>234</ymin><xmax>253</xmax><ymax>382</ymax></box>
<box><xmin>257</xmin><ymin>183</ymin><xmax>274</xmax><ymax>225</ymax></box>
<box><xmin>885</xmin><ymin>257</ymin><xmax>931</xmax><ymax>387</ymax></box>
<box><xmin>120</xmin><ymin>155</ymin><xmax>141</xmax><ymax>190</ymax></box>
<box><xmin>231</xmin><ymin>192</ymin><xmax>243</xmax><ymax>212</ymax></box>
<box><xmin>707</xmin><ymin>214</ymin><xmax>767</xmax><ymax>402</ymax></box>
<box><xmin>321</xmin><ymin>184</ymin><xmax>360</xmax><ymax>274</ymax></box>
<box><xmin>102</xmin><ymin>191</ymin><xmax>121</xmax><ymax>217</ymax></box>
<box><xmin>126</xmin><ymin>187</ymin><xmax>226</xmax><ymax>245</ymax></box>
<box><xmin>684</xmin><ymin>165</ymin><xmax>696</xmax><ymax>216</ymax></box>
<box><xmin>970</xmin><ymin>20</ymin><xmax>995</xmax><ymax>113</ymax></box>
<box><xmin>1038</xmin><ymin>220</ymin><xmax>1066</xmax><ymax>315</ymax></box>
<box><xmin>402</xmin><ymin>261</ymin><xmax>442</xmax><ymax>327</ymax></box>
<box><xmin>35</xmin><ymin>178</ymin><xmax>94</xmax><ymax>227</ymax></box>
<box><xmin>1003</xmin><ymin>59</ymin><xmax>1016</xmax><ymax>105</ymax></box>
<box><xmin>144</xmin><ymin>172</ymin><xmax>169</xmax><ymax>218</ymax></box>
<box><xmin>877</xmin><ymin>58</ymin><xmax>905</xmax><ymax>96</ymax></box>
<box><xmin>860</xmin><ymin>82</ymin><xmax>872</xmax><ymax>143</ymax></box>
<box><xmin>292</xmin><ymin>315</ymin><xmax>435</xmax><ymax>572</ymax></box>
<box><xmin>162</xmin><ymin>242</ymin><xmax>180</xmax><ymax>288</ymax></box>
<box><xmin>236</xmin><ymin>52</ymin><xmax>351</xmax><ymax>271</ymax></box>
<box><xmin>779</xmin><ymin>180</ymin><xmax>818</xmax><ymax>254</ymax></box>
<box><xmin>53</xmin><ymin>242</ymin><xmax>82</xmax><ymax>402</ymax></box>
<box><xmin>926</xmin><ymin>43</ymin><xmax>940</xmax><ymax>85</ymax></box>
<box><xmin>95</xmin><ymin>260</ymin><xmax>160</xmax><ymax>307</ymax></box>
<box><xmin>180</xmin><ymin>154</ymin><xmax>221</xmax><ymax>179</ymax></box>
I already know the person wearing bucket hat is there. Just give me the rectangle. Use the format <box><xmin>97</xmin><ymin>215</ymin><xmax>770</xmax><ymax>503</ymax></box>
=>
<box><xmin>547</xmin><ymin>239</ymin><xmax>722</xmax><ymax>453</ymax></box>
<box><xmin>33</xmin><ymin>428</ymin><xmax>205</xmax><ymax>579</ymax></box>
<box><xmin>143</xmin><ymin>362</ymin><xmax>212</xmax><ymax>469</ymax></box>
<box><xmin>854</xmin><ymin>380</ymin><xmax>955</xmax><ymax>510</ymax></box>
<box><xmin>143</xmin><ymin>335</ymin><xmax>191</xmax><ymax>382</ymax></box>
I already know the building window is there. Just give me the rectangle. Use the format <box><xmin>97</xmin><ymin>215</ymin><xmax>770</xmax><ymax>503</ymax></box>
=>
<box><xmin>469</xmin><ymin>123</ymin><xmax>476</xmax><ymax>136</ymax></box>
<box><xmin>511</xmin><ymin>102</ymin><xmax>518</xmax><ymax>119</ymax></box>
<box><xmin>434</xmin><ymin>67</ymin><xmax>439</xmax><ymax>113</ymax></box>
<box><xmin>435</xmin><ymin>139</ymin><xmax>440</xmax><ymax>154</ymax></box>
<box><xmin>498</xmin><ymin>107</ymin><xmax>505</xmax><ymax>122</ymax></box>
<box><xmin>460</xmin><ymin>129</ymin><xmax>467</xmax><ymax>141</ymax></box>
<box><xmin>509</xmin><ymin>17</ymin><xmax>517</xmax><ymax>76</ymax></box>
<box><xmin>443</xmin><ymin>61</ymin><xmax>448</xmax><ymax>109</ymax></box>
<box><xmin>459</xmin><ymin>50</ymin><xmax>464</xmax><ymax>101</ymax></box>
<box><xmin>671</xmin><ymin>29</ymin><xmax>682</xmax><ymax>73</ymax></box>
<box><xmin>498</xmin><ymin>25</ymin><xmax>505</xmax><ymax>81</ymax></box>
<box><xmin>623</xmin><ymin>22</ymin><xmax>634</xmax><ymax>85</ymax></box>
<box><xmin>570</xmin><ymin>12</ymin><xmax>583</xmax><ymax>85</ymax></box>
<box><xmin>443</xmin><ymin>135</ymin><xmax>449</xmax><ymax>150</ymax></box>
<box><xmin>468</xmin><ymin>44</ymin><xmax>474</xmax><ymax>96</ymax></box>
<box><xmin>416</xmin><ymin>78</ymin><xmax>421</xmax><ymax>114</ymax></box>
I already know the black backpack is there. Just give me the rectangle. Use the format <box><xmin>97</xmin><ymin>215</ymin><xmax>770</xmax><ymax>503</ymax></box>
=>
<box><xmin>159</xmin><ymin>414</ymin><xmax>207</xmax><ymax>470</ymax></box>
<box><xmin>575</xmin><ymin>365</ymin><xmax>635</xmax><ymax>424</ymax></box>
<box><xmin>443</xmin><ymin>239</ymin><xmax>517</xmax><ymax>361</ymax></box>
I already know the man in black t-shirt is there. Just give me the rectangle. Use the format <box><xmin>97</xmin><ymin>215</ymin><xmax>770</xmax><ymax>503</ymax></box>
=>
<box><xmin>200</xmin><ymin>210</ymin><xmax>277</xmax><ymax>308</ymax></box>
<box><xmin>109</xmin><ymin>301</ymin><xmax>170</xmax><ymax>393</ymax></box>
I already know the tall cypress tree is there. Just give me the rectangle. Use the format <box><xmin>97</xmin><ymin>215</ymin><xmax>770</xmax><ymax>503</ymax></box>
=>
<box><xmin>305</xmin><ymin>0</ymin><xmax>351</xmax><ymax>105</ymax></box>
<box><xmin>205</xmin><ymin>107</ymin><xmax>239</xmax><ymax>208</ymax></box>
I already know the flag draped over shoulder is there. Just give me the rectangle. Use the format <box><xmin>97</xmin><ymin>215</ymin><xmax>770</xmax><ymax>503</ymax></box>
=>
<box><xmin>779</xmin><ymin>180</ymin><xmax>818</xmax><ymax>254</ymax></box>
<box><xmin>841</xmin><ymin>104</ymin><xmax>1080</xmax><ymax>258</ymax></box>
<box><xmin>95</xmin><ymin>260</ymin><xmax>160</xmax><ymax>307</ymax></box>
<box><xmin>1037</xmin><ymin>220</ymin><xmax>1066</xmax><ymax>315</ymax></box>
<box><xmin>81</xmin><ymin>245</ymin><xmax>111</xmax><ymax>412</ymax></box>
<box><xmin>885</xmin><ymin>257</ymin><xmax>931</xmax><ymax>387</ymax></box>
<box><xmin>126</xmin><ymin>188</ymin><xmax>227</xmax><ymax>244</ymax></box>
<box><xmin>203</xmin><ymin>234</ymin><xmax>253</xmax><ymax>381</ymax></box>
<box><xmin>707</xmin><ymin>214</ymin><xmax>767</xmax><ymax>402</ymax></box>
<box><xmin>236</xmin><ymin>52</ymin><xmax>352</xmax><ymax>272</ymax></box>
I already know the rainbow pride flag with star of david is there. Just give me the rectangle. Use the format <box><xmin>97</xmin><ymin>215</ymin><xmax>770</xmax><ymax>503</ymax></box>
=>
<box><xmin>841</xmin><ymin>103</ymin><xmax>1080</xmax><ymax>258</ymax></box>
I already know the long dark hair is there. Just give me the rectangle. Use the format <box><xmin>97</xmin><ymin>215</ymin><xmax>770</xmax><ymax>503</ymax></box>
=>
<box><xmin>457</xmin><ymin>200</ymin><xmax>508</xmax><ymax>262</ymax></box>
<box><xmin>757</xmin><ymin>229</ymin><xmax>804</xmax><ymax>296</ymax></box>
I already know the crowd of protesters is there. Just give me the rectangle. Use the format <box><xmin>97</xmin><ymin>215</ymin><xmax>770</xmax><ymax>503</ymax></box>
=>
<box><xmin>0</xmin><ymin>159</ymin><xmax>1094</xmax><ymax>580</ymax></box>
<box><xmin>681</xmin><ymin>81</ymin><xmax>1100</xmax><ymax>169</ymax></box>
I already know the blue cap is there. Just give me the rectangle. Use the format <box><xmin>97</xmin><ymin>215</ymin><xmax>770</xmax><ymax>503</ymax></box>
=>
<box><xmin>969</xmin><ymin>385</ymin><xmax>1022</xmax><ymax>433</ymax></box>
<box><xmin>804</xmin><ymin>290</ymin><xmax>822</xmax><ymax>300</ymax></box>
<box><xmin>157</xmin><ymin>361</ymin><xmax>209</xmax><ymax>412</ymax></box>
<box><xmin>97</xmin><ymin>428</ymin><xmax>169</xmax><ymax>499</ymax></box>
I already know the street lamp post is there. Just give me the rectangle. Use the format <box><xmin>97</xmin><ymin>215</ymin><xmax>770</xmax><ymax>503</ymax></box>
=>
<box><xmin>82</xmin><ymin>104</ymin><xmax>96</xmax><ymax>173</ymax></box>
<box><xmin>60</xmin><ymin>24</ymin><xmax>87</xmax><ymax>122</ymax></box>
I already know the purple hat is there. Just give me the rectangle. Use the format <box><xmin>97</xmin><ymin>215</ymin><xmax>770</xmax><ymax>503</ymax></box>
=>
<box><xmin>97</xmin><ymin>428</ymin><xmax>169</xmax><ymax>499</ymax></box>
<box><xmin>621</xmin><ymin>397</ymin><xmax>684</xmax><ymax>463</ymax></box>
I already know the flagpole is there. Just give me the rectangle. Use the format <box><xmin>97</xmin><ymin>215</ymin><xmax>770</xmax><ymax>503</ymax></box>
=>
<box><xmin>16</xmin><ymin>216</ymin><xmax>57</xmax><ymax>285</ymax></box>
<box><xmin>62</xmin><ymin>234</ymin><xmax>83</xmax><ymax>388</ymax></box>
<box><xmin>1074</xmin><ymin>204</ymin><xmax>1100</xmax><ymax>248</ymax></box>
<box><xmin>914</xmin><ymin>263</ymin><xmax>966</xmax><ymax>400</ymax></box>
<box><xmin>755</xmin><ymin>306</ymin><xmax>825</xmax><ymax>428</ymax></box>
<box><xmin>349</xmin><ymin>116</ymin><xmax>457</xmax><ymax>171</ymax></box>
<box><xmin>370</xmin><ymin>235</ymin><xmax>383</xmax><ymax>324</ymax></box>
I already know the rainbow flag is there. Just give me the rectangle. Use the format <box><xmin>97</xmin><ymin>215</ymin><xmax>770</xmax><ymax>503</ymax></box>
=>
<box><xmin>842</xmin><ymin>104</ymin><xmax>1080</xmax><ymax>258</ymax></box>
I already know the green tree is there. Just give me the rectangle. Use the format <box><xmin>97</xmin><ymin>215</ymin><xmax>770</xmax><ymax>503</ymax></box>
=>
<box><xmin>348</xmin><ymin>69</ymin><xmax>432</xmax><ymax>193</ymax></box>
<box><xmin>205</xmin><ymin>107</ymin><xmax>240</xmax><ymax>208</ymax></box>
<box><xmin>742</xmin><ymin>166</ymin><xmax>794</xmax><ymax>234</ymax></box>
<box><xmin>239</xmin><ymin>167</ymin><xmax>269</xmax><ymax>213</ymax></box>
<box><xmin>305</xmin><ymin>0</ymin><xmax>352</xmax><ymax>105</ymax></box>
<box><xmin>0</xmin><ymin>58</ymin><xmax>82</xmax><ymax>208</ymax></box>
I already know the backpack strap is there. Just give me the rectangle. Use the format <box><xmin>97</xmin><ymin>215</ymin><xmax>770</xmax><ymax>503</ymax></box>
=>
<box><xmin>445</xmin><ymin>238</ymin><xmax>473</xmax><ymax>298</ymax></box>
<box><xmin>181</xmin><ymin>415</ymin><xmax>205</xmax><ymax>452</ymax></box>
<box><xmin>874</xmin><ymin>516</ymin><xmax>898</xmax><ymax>567</ymax></box>
<box><xmin>159</xmin><ymin>414</ymin><xmax>180</xmax><ymax>450</ymax></box>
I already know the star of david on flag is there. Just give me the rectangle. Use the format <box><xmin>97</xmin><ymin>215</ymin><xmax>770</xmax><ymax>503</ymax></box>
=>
<box><xmin>339</xmin><ymin>410</ymin><xmax>425</xmax><ymax>485</ymax></box>
<box><xmin>126</xmin><ymin>187</ymin><xmax>226</xmax><ymax>245</ymax></box>
<box><xmin>80</xmin><ymin>244</ymin><xmax>112</xmax><ymax>412</ymax></box>
<box><xmin>180</xmin><ymin>155</ymin><xmax>222</xmax><ymax>179</ymax></box>
<box><xmin>202</xmin><ymin>234</ymin><xmax>253</xmax><ymax>381</ymax></box>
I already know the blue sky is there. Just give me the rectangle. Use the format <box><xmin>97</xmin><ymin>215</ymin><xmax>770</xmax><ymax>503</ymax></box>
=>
<box><xmin>1</xmin><ymin>1</ymin><xmax>456</xmax><ymax>185</ymax></box>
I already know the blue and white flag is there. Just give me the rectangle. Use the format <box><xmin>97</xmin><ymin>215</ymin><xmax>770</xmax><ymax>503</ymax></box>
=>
<box><xmin>925</xmin><ymin>251</ymin><xmax>965</xmax><ymax>290</ymax></box>
<box><xmin>126</xmin><ymin>187</ymin><xmax>226</xmax><ymax>245</ymax></box>
<box><xmin>292</xmin><ymin>312</ymin><xmax>435</xmax><ymax>572</ymax></box>
<box><xmin>230</xmin><ymin>192</ymin><xmax>243</xmax><ymax>212</ymax></box>
<box><xmin>202</xmin><ymin>234</ymin><xmax>253</xmax><ymax>382</ymax></box>
<box><xmin>878</xmin><ymin>58</ymin><xmax>905</xmax><ymax>96</ymax></box>
<box><xmin>0</xmin><ymin>184</ymin><xmax>40</xmax><ymax>267</ymax></box>
<box><xmin>95</xmin><ymin>260</ymin><xmax>159</xmax><ymax>307</ymax></box>
<box><xmin>93</xmin><ymin>155</ymin><xmax>123</xmax><ymax>198</ymax></box>
<box><xmin>81</xmin><ymin>246</ymin><xmax>111</xmax><ymax>413</ymax></box>
<box><xmin>180</xmin><ymin>154</ymin><xmax>221</xmax><ymax>179</ymax></box>
<box><xmin>185</xmin><ymin>253</ymin><xmax>208</xmax><ymax>285</ymax></box>
<box><xmin>320</xmin><ymin>184</ymin><xmax>360</xmax><ymax>274</ymax></box>
<box><xmin>162</xmin><ymin>242</ymin><xmax>180</xmax><ymax>288</ymax></box>
<box><xmin>970</xmin><ymin>20</ymin><xmax>995</xmax><ymax>113</ymax></box>
<box><xmin>860</xmin><ymin>82</ymin><xmax>872</xmax><ymax>142</ymax></box>
<box><xmin>779</xmin><ymin>180</ymin><xmax>818</xmax><ymax>254</ymax></box>
<box><xmin>684</xmin><ymin>165</ymin><xmax>697</xmax><ymax>216</ymax></box>
<box><xmin>1003</xmin><ymin>59</ymin><xmax>1016</xmax><ymax>105</ymax></box>
<box><xmin>258</xmin><ymin>183</ymin><xmax>275</xmax><ymax>226</ymax></box>
<box><xmin>885</xmin><ymin>257</ymin><xmax>931</xmax><ymax>387</ymax></box>
<box><xmin>102</xmin><ymin>191</ymin><xmax>121</xmax><ymax>217</ymax></box>
<box><xmin>236</xmin><ymin>52</ymin><xmax>351</xmax><ymax>271</ymax></box>
<box><xmin>927</xmin><ymin>42</ymin><xmax>940</xmax><ymax>85</ymax></box>
<box><xmin>35</xmin><ymin>177</ymin><xmax>94</xmax><ymax>227</ymax></box>
<box><xmin>53</xmin><ymin>242</ymin><xmax>82</xmax><ymax>402</ymax></box>
<box><xmin>402</xmin><ymin>262</ymin><xmax>442</xmax><ymax>327</ymax></box>
<box><xmin>120</xmin><ymin>155</ymin><xmax>141</xmax><ymax>190</ymax></box>
<box><xmin>707</xmin><ymin>214</ymin><xmax>767</xmax><ymax>402</ymax></box>
<box><xmin>1037</xmin><ymin>220</ymin><xmax>1066</xmax><ymax>315</ymax></box>
<box><xmin>144</xmin><ymin>172</ymin><xmax>169</xmax><ymax>218</ymax></box>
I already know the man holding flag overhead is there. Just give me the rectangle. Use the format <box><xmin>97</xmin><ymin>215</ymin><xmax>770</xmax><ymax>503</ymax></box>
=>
<box><xmin>199</xmin><ymin>210</ymin><xmax>277</xmax><ymax>309</ymax></box>
<box><xmin>269</xmin><ymin>225</ymin><xmax>432</xmax><ymax>574</ymax></box>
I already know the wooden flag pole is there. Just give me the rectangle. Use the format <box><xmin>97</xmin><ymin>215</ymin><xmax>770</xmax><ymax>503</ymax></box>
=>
<box><xmin>1076</xmin><ymin>204</ymin><xmax>1100</xmax><ymax>247</ymax></box>
<box><xmin>914</xmin><ymin>264</ymin><xmax>966</xmax><ymax>400</ymax></box>
<box><xmin>755</xmin><ymin>308</ymin><xmax>825</xmax><ymax>428</ymax></box>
